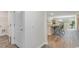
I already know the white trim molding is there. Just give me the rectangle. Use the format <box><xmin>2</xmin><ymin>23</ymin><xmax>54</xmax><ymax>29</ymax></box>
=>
<box><xmin>38</xmin><ymin>42</ymin><xmax>48</xmax><ymax>48</ymax></box>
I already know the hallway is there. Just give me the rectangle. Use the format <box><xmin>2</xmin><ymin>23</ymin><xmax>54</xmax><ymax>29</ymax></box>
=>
<box><xmin>0</xmin><ymin>35</ymin><xmax>16</xmax><ymax>48</ymax></box>
<box><xmin>48</xmin><ymin>30</ymin><xmax>79</xmax><ymax>48</ymax></box>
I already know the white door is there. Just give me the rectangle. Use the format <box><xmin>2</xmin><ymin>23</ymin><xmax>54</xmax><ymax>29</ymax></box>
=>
<box><xmin>14</xmin><ymin>11</ymin><xmax>25</xmax><ymax>48</ymax></box>
<box><xmin>25</xmin><ymin>11</ymin><xmax>46</xmax><ymax>47</ymax></box>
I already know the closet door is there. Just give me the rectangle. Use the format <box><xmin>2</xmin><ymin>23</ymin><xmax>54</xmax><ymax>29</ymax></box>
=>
<box><xmin>14</xmin><ymin>11</ymin><xmax>25</xmax><ymax>48</ymax></box>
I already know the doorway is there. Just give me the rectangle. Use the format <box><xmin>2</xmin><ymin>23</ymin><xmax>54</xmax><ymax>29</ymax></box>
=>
<box><xmin>47</xmin><ymin>11</ymin><xmax>79</xmax><ymax>48</ymax></box>
<box><xmin>0</xmin><ymin>11</ymin><xmax>16</xmax><ymax>48</ymax></box>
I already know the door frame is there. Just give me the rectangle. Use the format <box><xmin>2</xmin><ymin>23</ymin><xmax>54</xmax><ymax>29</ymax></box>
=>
<box><xmin>44</xmin><ymin>12</ymin><xmax>49</xmax><ymax>44</ymax></box>
<box><xmin>8</xmin><ymin>11</ymin><xmax>15</xmax><ymax>44</ymax></box>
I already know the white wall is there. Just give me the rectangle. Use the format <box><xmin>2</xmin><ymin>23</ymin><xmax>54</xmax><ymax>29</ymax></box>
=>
<box><xmin>14</xmin><ymin>11</ymin><xmax>25</xmax><ymax>47</ymax></box>
<box><xmin>9</xmin><ymin>11</ymin><xmax>47</xmax><ymax>48</ymax></box>
<box><xmin>24</xmin><ymin>11</ymin><xmax>46</xmax><ymax>48</ymax></box>
<box><xmin>8</xmin><ymin>11</ymin><xmax>25</xmax><ymax>45</ymax></box>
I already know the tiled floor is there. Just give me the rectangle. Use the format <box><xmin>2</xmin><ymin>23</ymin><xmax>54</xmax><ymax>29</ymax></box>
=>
<box><xmin>0</xmin><ymin>35</ymin><xmax>17</xmax><ymax>48</ymax></box>
<box><xmin>48</xmin><ymin>30</ymin><xmax>79</xmax><ymax>48</ymax></box>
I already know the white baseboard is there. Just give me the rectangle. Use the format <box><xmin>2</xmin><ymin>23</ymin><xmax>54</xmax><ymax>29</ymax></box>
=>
<box><xmin>38</xmin><ymin>42</ymin><xmax>48</xmax><ymax>48</ymax></box>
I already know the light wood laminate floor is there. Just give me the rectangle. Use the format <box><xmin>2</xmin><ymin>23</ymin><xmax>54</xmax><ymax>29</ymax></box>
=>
<box><xmin>0</xmin><ymin>35</ymin><xmax>17</xmax><ymax>48</ymax></box>
<box><xmin>48</xmin><ymin>30</ymin><xmax>79</xmax><ymax>48</ymax></box>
